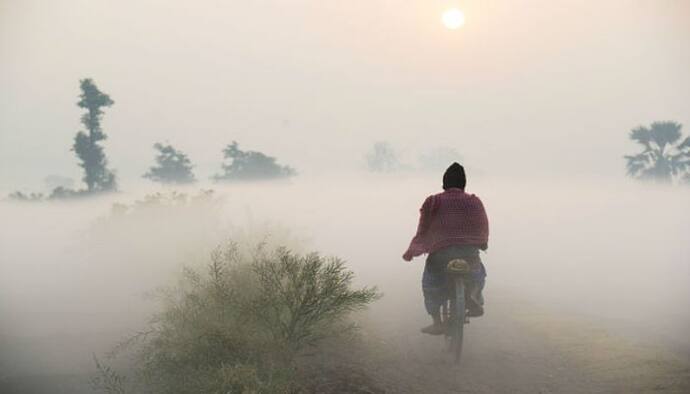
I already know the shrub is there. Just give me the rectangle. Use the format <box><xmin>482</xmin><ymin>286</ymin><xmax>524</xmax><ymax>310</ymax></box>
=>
<box><xmin>94</xmin><ymin>241</ymin><xmax>379</xmax><ymax>393</ymax></box>
<box><xmin>7</xmin><ymin>191</ymin><xmax>44</xmax><ymax>201</ymax></box>
<box><xmin>92</xmin><ymin>355</ymin><xmax>127</xmax><ymax>394</ymax></box>
<box><xmin>249</xmin><ymin>248</ymin><xmax>379</xmax><ymax>355</ymax></box>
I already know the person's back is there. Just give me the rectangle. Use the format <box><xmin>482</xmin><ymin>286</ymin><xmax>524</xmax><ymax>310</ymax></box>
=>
<box><xmin>402</xmin><ymin>162</ymin><xmax>489</xmax><ymax>335</ymax></box>
<box><xmin>406</xmin><ymin>188</ymin><xmax>488</xmax><ymax>256</ymax></box>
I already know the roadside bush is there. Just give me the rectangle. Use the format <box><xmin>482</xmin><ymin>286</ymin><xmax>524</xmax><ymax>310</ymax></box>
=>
<box><xmin>95</xmin><ymin>241</ymin><xmax>380</xmax><ymax>393</ymax></box>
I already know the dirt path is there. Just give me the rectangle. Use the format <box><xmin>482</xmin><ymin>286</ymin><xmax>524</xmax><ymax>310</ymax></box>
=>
<box><xmin>2</xmin><ymin>290</ymin><xmax>689</xmax><ymax>393</ymax></box>
<box><xmin>323</xmin><ymin>290</ymin><xmax>690</xmax><ymax>394</ymax></box>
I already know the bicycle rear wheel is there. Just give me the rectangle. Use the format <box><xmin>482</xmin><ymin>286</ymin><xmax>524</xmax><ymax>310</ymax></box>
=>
<box><xmin>450</xmin><ymin>277</ymin><xmax>466</xmax><ymax>364</ymax></box>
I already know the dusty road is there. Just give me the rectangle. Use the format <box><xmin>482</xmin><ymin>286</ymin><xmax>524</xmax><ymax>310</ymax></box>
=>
<box><xmin>304</xmin><ymin>288</ymin><xmax>690</xmax><ymax>394</ymax></box>
<box><xmin>2</xmin><ymin>289</ymin><xmax>689</xmax><ymax>393</ymax></box>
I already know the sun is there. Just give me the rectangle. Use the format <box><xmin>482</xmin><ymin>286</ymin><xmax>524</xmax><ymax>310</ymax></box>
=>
<box><xmin>442</xmin><ymin>8</ymin><xmax>465</xmax><ymax>30</ymax></box>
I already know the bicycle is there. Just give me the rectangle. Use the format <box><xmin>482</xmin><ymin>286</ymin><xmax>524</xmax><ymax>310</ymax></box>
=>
<box><xmin>441</xmin><ymin>258</ymin><xmax>476</xmax><ymax>364</ymax></box>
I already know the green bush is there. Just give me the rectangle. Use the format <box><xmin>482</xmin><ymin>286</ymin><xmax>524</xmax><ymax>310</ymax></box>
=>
<box><xmin>250</xmin><ymin>248</ymin><xmax>379</xmax><ymax>355</ymax></box>
<box><xmin>95</xmin><ymin>241</ymin><xmax>379</xmax><ymax>393</ymax></box>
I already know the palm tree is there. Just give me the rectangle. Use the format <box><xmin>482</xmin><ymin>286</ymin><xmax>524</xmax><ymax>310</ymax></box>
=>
<box><xmin>624</xmin><ymin>121</ymin><xmax>690</xmax><ymax>183</ymax></box>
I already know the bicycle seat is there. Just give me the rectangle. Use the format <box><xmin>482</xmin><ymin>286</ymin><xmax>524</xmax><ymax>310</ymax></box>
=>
<box><xmin>446</xmin><ymin>259</ymin><xmax>471</xmax><ymax>275</ymax></box>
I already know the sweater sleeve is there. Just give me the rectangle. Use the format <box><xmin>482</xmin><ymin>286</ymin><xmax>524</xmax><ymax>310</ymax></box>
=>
<box><xmin>404</xmin><ymin>196</ymin><xmax>434</xmax><ymax>257</ymax></box>
<box><xmin>474</xmin><ymin>196</ymin><xmax>490</xmax><ymax>249</ymax></box>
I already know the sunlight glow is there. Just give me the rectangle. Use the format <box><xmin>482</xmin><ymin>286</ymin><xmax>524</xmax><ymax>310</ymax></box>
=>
<box><xmin>442</xmin><ymin>8</ymin><xmax>465</xmax><ymax>30</ymax></box>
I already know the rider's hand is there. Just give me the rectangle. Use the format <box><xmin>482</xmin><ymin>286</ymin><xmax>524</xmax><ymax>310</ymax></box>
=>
<box><xmin>402</xmin><ymin>251</ymin><xmax>413</xmax><ymax>261</ymax></box>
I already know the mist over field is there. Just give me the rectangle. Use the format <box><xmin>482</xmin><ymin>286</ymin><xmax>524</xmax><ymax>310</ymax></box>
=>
<box><xmin>2</xmin><ymin>0</ymin><xmax>690</xmax><ymax>392</ymax></box>
<box><xmin>1</xmin><ymin>176</ymin><xmax>689</xmax><ymax>390</ymax></box>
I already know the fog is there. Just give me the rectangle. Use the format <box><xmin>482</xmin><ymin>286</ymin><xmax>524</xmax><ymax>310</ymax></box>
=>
<box><xmin>2</xmin><ymin>1</ymin><xmax>690</xmax><ymax>190</ymax></box>
<box><xmin>1</xmin><ymin>177</ymin><xmax>688</xmax><ymax>380</ymax></box>
<box><xmin>1</xmin><ymin>0</ymin><xmax>690</xmax><ymax>392</ymax></box>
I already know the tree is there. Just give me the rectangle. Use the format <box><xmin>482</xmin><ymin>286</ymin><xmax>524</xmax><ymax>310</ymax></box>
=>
<box><xmin>73</xmin><ymin>78</ymin><xmax>117</xmax><ymax>192</ymax></box>
<box><xmin>365</xmin><ymin>141</ymin><xmax>399</xmax><ymax>173</ymax></box>
<box><xmin>624</xmin><ymin>121</ymin><xmax>690</xmax><ymax>183</ymax></box>
<box><xmin>143</xmin><ymin>143</ymin><xmax>196</xmax><ymax>184</ymax></box>
<box><xmin>214</xmin><ymin>141</ymin><xmax>296</xmax><ymax>181</ymax></box>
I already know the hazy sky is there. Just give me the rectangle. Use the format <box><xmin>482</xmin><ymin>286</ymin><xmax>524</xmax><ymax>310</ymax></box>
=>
<box><xmin>1</xmin><ymin>0</ymin><xmax>689</xmax><ymax>190</ymax></box>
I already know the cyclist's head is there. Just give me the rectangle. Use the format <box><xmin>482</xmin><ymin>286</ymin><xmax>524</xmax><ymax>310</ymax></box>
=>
<box><xmin>443</xmin><ymin>162</ymin><xmax>466</xmax><ymax>190</ymax></box>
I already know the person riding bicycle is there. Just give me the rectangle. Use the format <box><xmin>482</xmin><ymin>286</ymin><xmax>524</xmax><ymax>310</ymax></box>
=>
<box><xmin>402</xmin><ymin>162</ymin><xmax>489</xmax><ymax>335</ymax></box>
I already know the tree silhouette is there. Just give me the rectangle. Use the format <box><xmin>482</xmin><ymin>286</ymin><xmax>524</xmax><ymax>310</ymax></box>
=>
<box><xmin>214</xmin><ymin>141</ymin><xmax>296</xmax><ymax>181</ymax></box>
<box><xmin>72</xmin><ymin>79</ymin><xmax>117</xmax><ymax>192</ymax></box>
<box><xmin>625</xmin><ymin>121</ymin><xmax>690</xmax><ymax>183</ymax></box>
<box><xmin>144</xmin><ymin>143</ymin><xmax>196</xmax><ymax>184</ymax></box>
<box><xmin>366</xmin><ymin>141</ymin><xmax>400</xmax><ymax>173</ymax></box>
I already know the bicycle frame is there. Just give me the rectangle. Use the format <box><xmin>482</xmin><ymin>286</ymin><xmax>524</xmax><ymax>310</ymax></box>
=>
<box><xmin>443</xmin><ymin>259</ymin><xmax>472</xmax><ymax>364</ymax></box>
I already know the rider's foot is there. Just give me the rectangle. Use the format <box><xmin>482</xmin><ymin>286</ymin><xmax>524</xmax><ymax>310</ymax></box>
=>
<box><xmin>421</xmin><ymin>323</ymin><xmax>446</xmax><ymax>335</ymax></box>
<box><xmin>467</xmin><ymin>305</ymin><xmax>484</xmax><ymax>317</ymax></box>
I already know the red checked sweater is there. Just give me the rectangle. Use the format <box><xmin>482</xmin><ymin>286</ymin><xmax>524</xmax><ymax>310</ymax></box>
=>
<box><xmin>404</xmin><ymin>188</ymin><xmax>489</xmax><ymax>257</ymax></box>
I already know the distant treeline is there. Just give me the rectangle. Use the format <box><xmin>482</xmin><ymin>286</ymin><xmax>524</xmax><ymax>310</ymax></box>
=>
<box><xmin>8</xmin><ymin>78</ymin><xmax>466</xmax><ymax>202</ymax></box>
<box><xmin>9</xmin><ymin>79</ymin><xmax>298</xmax><ymax>201</ymax></box>
<box><xmin>8</xmin><ymin>78</ymin><xmax>690</xmax><ymax>201</ymax></box>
